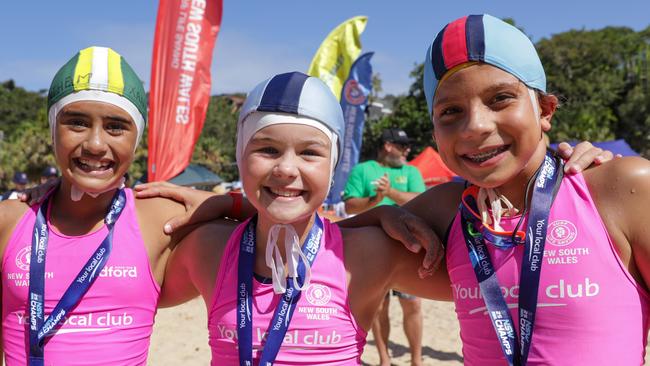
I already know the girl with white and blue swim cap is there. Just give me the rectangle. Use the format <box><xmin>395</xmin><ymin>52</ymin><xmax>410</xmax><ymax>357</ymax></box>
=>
<box><xmin>0</xmin><ymin>46</ymin><xmax>189</xmax><ymax>365</ymax></box>
<box><xmin>158</xmin><ymin>71</ymin><xmax>451</xmax><ymax>365</ymax></box>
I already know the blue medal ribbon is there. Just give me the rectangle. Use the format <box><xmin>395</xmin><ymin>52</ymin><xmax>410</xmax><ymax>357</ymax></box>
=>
<box><xmin>28</xmin><ymin>189</ymin><xmax>126</xmax><ymax>366</ymax></box>
<box><xmin>459</xmin><ymin>152</ymin><xmax>563</xmax><ymax>366</ymax></box>
<box><xmin>237</xmin><ymin>215</ymin><xmax>324</xmax><ymax>366</ymax></box>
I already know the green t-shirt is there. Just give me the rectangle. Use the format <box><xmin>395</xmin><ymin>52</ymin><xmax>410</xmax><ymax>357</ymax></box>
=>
<box><xmin>343</xmin><ymin>160</ymin><xmax>426</xmax><ymax>206</ymax></box>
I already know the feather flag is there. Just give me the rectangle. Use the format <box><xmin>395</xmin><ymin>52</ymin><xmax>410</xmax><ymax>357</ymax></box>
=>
<box><xmin>147</xmin><ymin>0</ymin><xmax>223</xmax><ymax>182</ymax></box>
<box><xmin>308</xmin><ymin>16</ymin><xmax>367</xmax><ymax>101</ymax></box>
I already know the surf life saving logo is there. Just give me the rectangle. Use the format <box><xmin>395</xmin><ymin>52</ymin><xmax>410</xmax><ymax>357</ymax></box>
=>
<box><xmin>546</xmin><ymin>220</ymin><xmax>577</xmax><ymax>247</ymax></box>
<box><xmin>343</xmin><ymin>79</ymin><xmax>366</xmax><ymax>106</ymax></box>
<box><xmin>305</xmin><ymin>283</ymin><xmax>332</xmax><ymax>306</ymax></box>
<box><xmin>15</xmin><ymin>245</ymin><xmax>31</xmax><ymax>271</ymax></box>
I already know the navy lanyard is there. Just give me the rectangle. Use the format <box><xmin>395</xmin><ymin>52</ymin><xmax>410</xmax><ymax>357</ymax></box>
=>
<box><xmin>28</xmin><ymin>189</ymin><xmax>126</xmax><ymax>366</ymax></box>
<box><xmin>237</xmin><ymin>215</ymin><xmax>324</xmax><ymax>366</ymax></box>
<box><xmin>460</xmin><ymin>152</ymin><xmax>563</xmax><ymax>366</ymax></box>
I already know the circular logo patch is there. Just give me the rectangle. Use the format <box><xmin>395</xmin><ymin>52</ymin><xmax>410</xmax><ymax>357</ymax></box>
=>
<box><xmin>305</xmin><ymin>283</ymin><xmax>332</xmax><ymax>306</ymax></box>
<box><xmin>15</xmin><ymin>246</ymin><xmax>31</xmax><ymax>271</ymax></box>
<box><xmin>547</xmin><ymin>220</ymin><xmax>577</xmax><ymax>247</ymax></box>
<box><xmin>343</xmin><ymin>80</ymin><xmax>366</xmax><ymax>105</ymax></box>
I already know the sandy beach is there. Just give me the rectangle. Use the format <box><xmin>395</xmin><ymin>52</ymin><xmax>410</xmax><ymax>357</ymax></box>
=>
<box><xmin>149</xmin><ymin>296</ymin><xmax>649</xmax><ymax>365</ymax></box>
<box><xmin>148</xmin><ymin>296</ymin><xmax>463</xmax><ymax>365</ymax></box>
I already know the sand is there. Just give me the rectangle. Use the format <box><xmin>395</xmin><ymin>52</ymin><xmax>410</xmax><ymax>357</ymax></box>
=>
<box><xmin>147</xmin><ymin>297</ymin><xmax>459</xmax><ymax>365</ymax></box>
<box><xmin>148</xmin><ymin>296</ymin><xmax>649</xmax><ymax>365</ymax></box>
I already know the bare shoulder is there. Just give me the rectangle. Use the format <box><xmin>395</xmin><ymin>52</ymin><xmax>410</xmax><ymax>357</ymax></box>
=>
<box><xmin>0</xmin><ymin>199</ymin><xmax>30</xmax><ymax>226</ymax></box>
<box><xmin>583</xmin><ymin>156</ymin><xmax>650</xmax><ymax>201</ymax></box>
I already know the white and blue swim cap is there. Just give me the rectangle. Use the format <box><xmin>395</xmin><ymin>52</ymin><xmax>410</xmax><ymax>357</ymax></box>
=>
<box><xmin>236</xmin><ymin>72</ymin><xmax>345</xmax><ymax>177</ymax></box>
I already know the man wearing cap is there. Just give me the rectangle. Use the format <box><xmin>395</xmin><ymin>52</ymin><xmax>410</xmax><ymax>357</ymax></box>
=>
<box><xmin>343</xmin><ymin>128</ymin><xmax>426</xmax><ymax>366</ymax></box>
<box><xmin>344</xmin><ymin>128</ymin><xmax>426</xmax><ymax>212</ymax></box>
<box><xmin>1</xmin><ymin>172</ymin><xmax>29</xmax><ymax>200</ymax></box>
<box><xmin>40</xmin><ymin>165</ymin><xmax>59</xmax><ymax>184</ymax></box>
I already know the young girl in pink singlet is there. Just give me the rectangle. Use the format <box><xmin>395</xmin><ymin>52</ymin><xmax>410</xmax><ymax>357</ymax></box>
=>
<box><xmin>159</xmin><ymin>72</ymin><xmax>451</xmax><ymax>365</ymax></box>
<box><xmin>407</xmin><ymin>14</ymin><xmax>650</xmax><ymax>365</ymax></box>
<box><xmin>0</xmin><ymin>47</ymin><xmax>187</xmax><ymax>365</ymax></box>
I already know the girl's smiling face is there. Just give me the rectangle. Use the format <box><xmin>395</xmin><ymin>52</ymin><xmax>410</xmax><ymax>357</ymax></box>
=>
<box><xmin>54</xmin><ymin>100</ymin><xmax>137</xmax><ymax>194</ymax></box>
<box><xmin>432</xmin><ymin>63</ymin><xmax>555</xmax><ymax>190</ymax></box>
<box><xmin>241</xmin><ymin>123</ymin><xmax>332</xmax><ymax>225</ymax></box>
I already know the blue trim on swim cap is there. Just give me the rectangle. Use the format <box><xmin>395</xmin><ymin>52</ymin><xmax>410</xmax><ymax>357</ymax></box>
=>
<box><xmin>258</xmin><ymin>72</ymin><xmax>309</xmax><ymax>114</ymax></box>
<box><xmin>466</xmin><ymin>15</ymin><xmax>485</xmax><ymax>61</ymax></box>
<box><xmin>238</xmin><ymin>71</ymin><xmax>345</xmax><ymax>161</ymax></box>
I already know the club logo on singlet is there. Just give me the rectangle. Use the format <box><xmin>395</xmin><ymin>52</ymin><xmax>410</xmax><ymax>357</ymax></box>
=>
<box><xmin>547</xmin><ymin>220</ymin><xmax>577</xmax><ymax>247</ymax></box>
<box><xmin>15</xmin><ymin>245</ymin><xmax>31</xmax><ymax>271</ymax></box>
<box><xmin>305</xmin><ymin>284</ymin><xmax>331</xmax><ymax>306</ymax></box>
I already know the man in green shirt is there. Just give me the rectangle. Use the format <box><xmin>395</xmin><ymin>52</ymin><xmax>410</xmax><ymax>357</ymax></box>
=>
<box><xmin>343</xmin><ymin>128</ymin><xmax>426</xmax><ymax>366</ymax></box>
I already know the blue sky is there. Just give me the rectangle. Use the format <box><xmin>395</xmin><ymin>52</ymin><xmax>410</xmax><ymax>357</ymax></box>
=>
<box><xmin>0</xmin><ymin>1</ymin><xmax>648</xmax><ymax>96</ymax></box>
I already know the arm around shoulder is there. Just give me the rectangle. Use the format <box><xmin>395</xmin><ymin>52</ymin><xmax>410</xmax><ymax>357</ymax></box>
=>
<box><xmin>344</xmin><ymin>226</ymin><xmax>452</xmax><ymax>302</ymax></box>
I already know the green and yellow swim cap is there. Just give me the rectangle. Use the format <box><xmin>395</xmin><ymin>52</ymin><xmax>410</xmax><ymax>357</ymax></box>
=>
<box><xmin>47</xmin><ymin>46</ymin><xmax>147</xmax><ymax>143</ymax></box>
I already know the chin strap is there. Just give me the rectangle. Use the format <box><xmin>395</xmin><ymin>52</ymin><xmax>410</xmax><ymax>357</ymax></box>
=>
<box><xmin>70</xmin><ymin>177</ymin><xmax>126</xmax><ymax>202</ymax></box>
<box><xmin>476</xmin><ymin>187</ymin><xmax>519</xmax><ymax>231</ymax></box>
<box><xmin>265</xmin><ymin>224</ymin><xmax>312</xmax><ymax>294</ymax></box>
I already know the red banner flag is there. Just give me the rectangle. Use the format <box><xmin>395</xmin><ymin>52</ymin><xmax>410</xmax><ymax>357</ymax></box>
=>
<box><xmin>148</xmin><ymin>0</ymin><xmax>223</xmax><ymax>182</ymax></box>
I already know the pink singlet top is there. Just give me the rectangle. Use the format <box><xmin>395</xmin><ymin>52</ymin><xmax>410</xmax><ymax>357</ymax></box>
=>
<box><xmin>446</xmin><ymin>173</ymin><xmax>650</xmax><ymax>365</ymax></box>
<box><xmin>2</xmin><ymin>189</ymin><xmax>160</xmax><ymax>366</ymax></box>
<box><xmin>208</xmin><ymin>218</ymin><xmax>366</xmax><ymax>365</ymax></box>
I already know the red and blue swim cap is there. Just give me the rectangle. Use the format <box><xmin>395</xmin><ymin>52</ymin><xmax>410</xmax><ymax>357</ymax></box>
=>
<box><xmin>423</xmin><ymin>14</ymin><xmax>546</xmax><ymax>116</ymax></box>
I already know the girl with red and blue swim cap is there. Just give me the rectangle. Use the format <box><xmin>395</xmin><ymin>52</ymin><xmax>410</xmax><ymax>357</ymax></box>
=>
<box><xmin>416</xmin><ymin>14</ymin><xmax>650</xmax><ymax>365</ymax></box>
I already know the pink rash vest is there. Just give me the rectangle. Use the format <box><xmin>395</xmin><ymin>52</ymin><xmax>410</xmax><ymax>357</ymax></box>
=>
<box><xmin>2</xmin><ymin>189</ymin><xmax>159</xmax><ymax>366</ymax></box>
<box><xmin>446</xmin><ymin>173</ymin><xmax>650</xmax><ymax>365</ymax></box>
<box><xmin>208</xmin><ymin>218</ymin><xmax>366</xmax><ymax>365</ymax></box>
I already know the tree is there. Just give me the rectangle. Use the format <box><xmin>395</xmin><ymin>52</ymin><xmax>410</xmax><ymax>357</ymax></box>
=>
<box><xmin>190</xmin><ymin>95</ymin><xmax>241</xmax><ymax>182</ymax></box>
<box><xmin>360</xmin><ymin>64</ymin><xmax>433</xmax><ymax>161</ymax></box>
<box><xmin>537</xmin><ymin>26</ymin><xmax>650</xmax><ymax>155</ymax></box>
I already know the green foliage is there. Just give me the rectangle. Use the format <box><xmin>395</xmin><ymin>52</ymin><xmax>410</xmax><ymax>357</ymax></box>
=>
<box><xmin>190</xmin><ymin>95</ymin><xmax>240</xmax><ymax>182</ymax></box>
<box><xmin>0</xmin><ymin>83</ymin><xmax>54</xmax><ymax>189</ymax></box>
<box><xmin>536</xmin><ymin>26</ymin><xmax>650</xmax><ymax>146</ymax></box>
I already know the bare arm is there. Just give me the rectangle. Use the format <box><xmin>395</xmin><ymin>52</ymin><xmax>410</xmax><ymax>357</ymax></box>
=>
<box><xmin>134</xmin><ymin>182</ymin><xmax>255</xmax><ymax>233</ymax></box>
<box><xmin>384</xmin><ymin>189</ymin><xmax>419</xmax><ymax>206</ymax></box>
<box><xmin>344</xmin><ymin>225</ymin><xmax>452</xmax><ymax>330</ymax></box>
<box><xmin>344</xmin><ymin>196</ymin><xmax>383</xmax><ymax>215</ymax></box>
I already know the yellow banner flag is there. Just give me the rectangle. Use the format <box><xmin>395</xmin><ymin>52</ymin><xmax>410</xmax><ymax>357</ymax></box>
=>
<box><xmin>308</xmin><ymin>16</ymin><xmax>368</xmax><ymax>101</ymax></box>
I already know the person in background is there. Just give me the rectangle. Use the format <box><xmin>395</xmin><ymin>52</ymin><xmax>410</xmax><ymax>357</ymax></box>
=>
<box><xmin>40</xmin><ymin>165</ymin><xmax>59</xmax><ymax>184</ymax></box>
<box><xmin>1</xmin><ymin>172</ymin><xmax>29</xmax><ymax>200</ymax></box>
<box><xmin>343</xmin><ymin>128</ymin><xmax>426</xmax><ymax>366</ymax></box>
